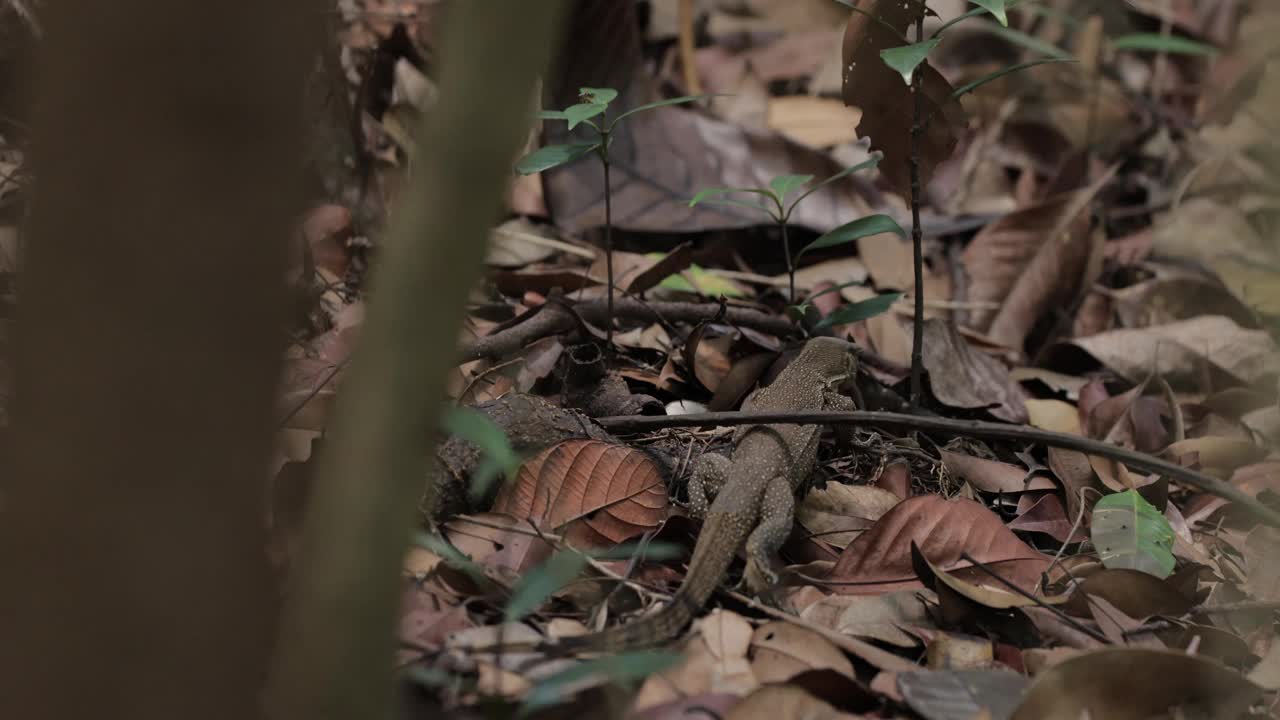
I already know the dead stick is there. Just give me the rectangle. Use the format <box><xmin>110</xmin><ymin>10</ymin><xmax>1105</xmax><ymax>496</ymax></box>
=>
<box><xmin>595</xmin><ymin>410</ymin><xmax>1280</xmax><ymax>528</ymax></box>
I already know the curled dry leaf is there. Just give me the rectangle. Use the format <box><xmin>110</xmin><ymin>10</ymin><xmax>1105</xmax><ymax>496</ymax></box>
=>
<box><xmin>828</xmin><ymin>495</ymin><xmax>1049</xmax><ymax>594</ymax></box>
<box><xmin>841</xmin><ymin>0</ymin><xmax>964</xmax><ymax>195</ymax></box>
<box><xmin>1011</xmin><ymin>648</ymin><xmax>1262</xmax><ymax>720</ymax></box>
<box><xmin>1064</xmin><ymin>569</ymin><xmax>1195</xmax><ymax>619</ymax></box>
<box><xmin>750</xmin><ymin>622</ymin><xmax>855</xmax><ymax>684</ymax></box>
<box><xmin>491</xmin><ymin>440</ymin><xmax>668</xmax><ymax>549</ymax></box>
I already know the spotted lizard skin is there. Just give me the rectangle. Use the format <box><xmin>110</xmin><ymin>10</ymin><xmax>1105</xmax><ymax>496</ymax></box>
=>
<box><xmin>556</xmin><ymin>337</ymin><xmax>856</xmax><ymax>652</ymax></box>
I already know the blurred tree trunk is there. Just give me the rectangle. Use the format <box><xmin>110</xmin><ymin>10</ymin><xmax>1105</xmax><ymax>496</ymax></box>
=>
<box><xmin>0</xmin><ymin>1</ymin><xmax>314</xmax><ymax>719</ymax></box>
<box><xmin>266</xmin><ymin>3</ymin><xmax>568</xmax><ymax>719</ymax></box>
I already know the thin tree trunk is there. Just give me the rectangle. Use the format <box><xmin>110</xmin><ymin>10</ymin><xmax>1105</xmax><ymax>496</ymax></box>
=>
<box><xmin>265</xmin><ymin>4</ymin><xmax>569</xmax><ymax>720</ymax></box>
<box><xmin>0</xmin><ymin>1</ymin><xmax>314</xmax><ymax>719</ymax></box>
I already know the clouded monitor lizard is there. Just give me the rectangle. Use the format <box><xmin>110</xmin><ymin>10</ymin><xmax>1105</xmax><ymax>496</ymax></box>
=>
<box><xmin>554</xmin><ymin>336</ymin><xmax>856</xmax><ymax>652</ymax></box>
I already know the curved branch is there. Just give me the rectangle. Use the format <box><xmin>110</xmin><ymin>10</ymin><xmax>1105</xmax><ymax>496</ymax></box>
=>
<box><xmin>594</xmin><ymin>409</ymin><xmax>1280</xmax><ymax>528</ymax></box>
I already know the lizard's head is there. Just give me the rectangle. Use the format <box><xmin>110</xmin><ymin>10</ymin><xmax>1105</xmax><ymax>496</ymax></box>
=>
<box><xmin>798</xmin><ymin>336</ymin><xmax>857</xmax><ymax>381</ymax></box>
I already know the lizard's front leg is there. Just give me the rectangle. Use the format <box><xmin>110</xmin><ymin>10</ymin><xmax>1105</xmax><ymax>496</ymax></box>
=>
<box><xmin>688</xmin><ymin>452</ymin><xmax>730</xmax><ymax>520</ymax></box>
<box><xmin>743</xmin><ymin>474</ymin><xmax>794</xmax><ymax>596</ymax></box>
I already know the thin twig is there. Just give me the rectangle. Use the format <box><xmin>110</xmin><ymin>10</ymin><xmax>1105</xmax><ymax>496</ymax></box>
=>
<box><xmin>908</xmin><ymin>11</ymin><xmax>926</xmax><ymax>407</ymax></box>
<box><xmin>593</xmin><ymin>409</ymin><xmax>1280</xmax><ymax>528</ymax></box>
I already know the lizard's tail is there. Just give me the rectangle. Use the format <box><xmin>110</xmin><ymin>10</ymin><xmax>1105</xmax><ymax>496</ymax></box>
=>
<box><xmin>551</xmin><ymin>513</ymin><xmax>743</xmax><ymax>653</ymax></box>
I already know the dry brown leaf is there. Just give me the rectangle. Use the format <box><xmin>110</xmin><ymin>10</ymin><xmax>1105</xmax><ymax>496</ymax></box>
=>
<box><xmin>921</xmin><ymin>319</ymin><xmax>1028</xmax><ymax>423</ymax></box>
<box><xmin>796</xmin><ymin>483</ymin><xmax>902</xmax><ymax>548</ymax></box>
<box><xmin>1055</xmin><ymin>315</ymin><xmax>1280</xmax><ymax>388</ymax></box>
<box><xmin>961</xmin><ymin>171</ymin><xmax>1111</xmax><ymax>351</ymax></box>
<box><xmin>632</xmin><ymin>609</ymin><xmax>758</xmax><ymax>711</ymax></box>
<box><xmin>799</xmin><ymin>589</ymin><xmax>936</xmax><ymax>648</ymax></box>
<box><xmin>1011</xmin><ymin>648</ymin><xmax>1262</xmax><ymax>720</ymax></box>
<box><xmin>940</xmin><ymin>450</ymin><xmax>1055</xmax><ymax>495</ymax></box>
<box><xmin>541</xmin><ymin>1</ymin><xmax>888</xmax><ymax>235</ymax></box>
<box><xmin>841</xmin><ymin>0</ymin><xmax>964</xmax><ymax>195</ymax></box>
<box><xmin>828</xmin><ymin>495</ymin><xmax>1049</xmax><ymax>594</ymax></box>
<box><xmin>1110</xmin><ymin>268</ymin><xmax>1258</xmax><ymax>330</ymax></box>
<box><xmin>749</xmin><ymin>622</ymin><xmax>855</xmax><ymax>684</ymax></box>
<box><xmin>1024</xmin><ymin>399</ymin><xmax>1082</xmax><ymax>435</ymax></box>
<box><xmin>1008</xmin><ymin>492</ymin><xmax>1082</xmax><ymax>544</ymax></box>
<box><xmin>1165</xmin><ymin>436</ymin><xmax>1267</xmax><ymax>477</ymax></box>
<box><xmin>767</xmin><ymin>95</ymin><xmax>860</xmax><ymax>149</ymax></box>
<box><xmin>1065</xmin><ymin>569</ymin><xmax>1195</xmax><ymax>619</ymax></box>
<box><xmin>491</xmin><ymin>440</ymin><xmax>668</xmax><ymax>549</ymax></box>
<box><xmin>725</xmin><ymin>685</ymin><xmax>858</xmax><ymax>720</ymax></box>
<box><xmin>444</xmin><ymin>513</ymin><xmax>554</xmax><ymax>577</ymax></box>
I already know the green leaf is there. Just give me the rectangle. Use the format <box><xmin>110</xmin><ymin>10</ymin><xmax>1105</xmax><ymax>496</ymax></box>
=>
<box><xmin>1110</xmin><ymin>33</ymin><xmax>1218</xmax><ymax>56</ymax></box>
<box><xmin>443</xmin><ymin>407</ymin><xmax>522</xmax><ymax>501</ymax></box>
<box><xmin>798</xmin><ymin>214</ymin><xmax>906</xmax><ymax>258</ymax></box>
<box><xmin>514</xmin><ymin>142</ymin><xmax>599</xmax><ymax>175</ymax></box>
<box><xmin>769</xmin><ymin>174</ymin><xmax>815</xmax><ymax>203</ymax></box>
<box><xmin>1092</xmin><ymin>490</ymin><xmax>1176</xmax><ymax>578</ymax></box>
<box><xmin>650</xmin><ymin>258</ymin><xmax>749</xmax><ymax>298</ymax></box>
<box><xmin>880</xmin><ymin>39</ymin><xmax>941</xmax><ymax>85</ymax></box>
<box><xmin>521</xmin><ymin>651</ymin><xmax>682</xmax><ymax>715</ymax></box>
<box><xmin>950</xmin><ymin>58</ymin><xmax>1077</xmax><ymax>99</ymax></box>
<box><xmin>688</xmin><ymin>186</ymin><xmax>780</xmax><ymax>215</ymax></box>
<box><xmin>968</xmin><ymin>0</ymin><xmax>1008</xmax><ymax>26</ymax></box>
<box><xmin>564</xmin><ymin>102</ymin><xmax>607</xmax><ymax>130</ymax></box>
<box><xmin>788</xmin><ymin>154</ymin><xmax>882</xmax><ymax>213</ymax></box>
<box><xmin>814</xmin><ymin>292</ymin><xmax>903</xmax><ymax>329</ymax></box>
<box><xmin>504</xmin><ymin>551</ymin><xmax>590</xmax><ymax>622</ymax></box>
<box><xmin>591</xmin><ymin>541</ymin><xmax>685</xmax><ymax>562</ymax></box>
<box><xmin>579</xmin><ymin>87</ymin><xmax>618</xmax><ymax>105</ymax></box>
<box><xmin>537</xmin><ymin>109</ymin><xmax>569</xmax><ymax>120</ymax></box>
<box><xmin>792</xmin><ymin>280</ymin><xmax>870</xmax><ymax>314</ymax></box>
<box><xmin>611</xmin><ymin>94</ymin><xmax>712</xmax><ymax>125</ymax></box>
<box><xmin>983</xmin><ymin>23</ymin><xmax>1072</xmax><ymax>60</ymax></box>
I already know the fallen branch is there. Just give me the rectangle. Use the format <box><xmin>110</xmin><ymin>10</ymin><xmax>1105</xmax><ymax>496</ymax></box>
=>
<box><xmin>460</xmin><ymin>298</ymin><xmax>797</xmax><ymax>361</ymax></box>
<box><xmin>595</xmin><ymin>409</ymin><xmax>1280</xmax><ymax>528</ymax></box>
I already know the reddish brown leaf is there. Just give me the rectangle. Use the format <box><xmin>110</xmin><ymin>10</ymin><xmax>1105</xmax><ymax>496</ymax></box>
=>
<box><xmin>940</xmin><ymin>450</ymin><xmax>1056</xmax><ymax>495</ymax></box>
<box><xmin>491</xmin><ymin>439</ymin><xmax>668</xmax><ymax>549</ymax></box>
<box><xmin>828</xmin><ymin>495</ymin><xmax>1048</xmax><ymax>594</ymax></box>
<box><xmin>841</xmin><ymin>0</ymin><xmax>964</xmax><ymax>195</ymax></box>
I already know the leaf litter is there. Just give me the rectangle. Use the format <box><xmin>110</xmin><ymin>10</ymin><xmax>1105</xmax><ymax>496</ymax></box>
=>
<box><xmin>248</xmin><ymin>0</ymin><xmax>1280</xmax><ymax>717</ymax></box>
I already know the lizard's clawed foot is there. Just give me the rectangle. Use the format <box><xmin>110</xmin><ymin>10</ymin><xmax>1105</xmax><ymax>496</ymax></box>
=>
<box><xmin>742</xmin><ymin>558</ymin><xmax>789</xmax><ymax>608</ymax></box>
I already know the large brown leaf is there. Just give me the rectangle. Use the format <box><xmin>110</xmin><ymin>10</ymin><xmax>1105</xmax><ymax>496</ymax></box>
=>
<box><xmin>541</xmin><ymin>0</ymin><xmax>886</xmax><ymax>235</ymax></box>
<box><xmin>960</xmin><ymin>171</ymin><xmax>1111</xmax><ymax>351</ymax></box>
<box><xmin>841</xmin><ymin>0</ymin><xmax>965</xmax><ymax>195</ymax></box>
<box><xmin>491</xmin><ymin>439</ymin><xmax>668</xmax><ymax>549</ymax></box>
<box><xmin>1011</xmin><ymin>648</ymin><xmax>1262</xmax><ymax>720</ymax></box>
<box><xmin>827</xmin><ymin>495</ymin><xmax>1048</xmax><ymax>594</ymax></box>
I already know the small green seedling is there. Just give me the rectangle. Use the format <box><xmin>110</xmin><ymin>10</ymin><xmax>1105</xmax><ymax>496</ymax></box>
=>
<box><xmin>689</xmin><ymin>154</ymin><xmax>905</xmax><ymax>306</ymax></box>
<box><xmin>516</xmin><ymin>87</ymin><xmax>708</xmax><ymax>346</ymax></box>
<box><xmin>837</xmin><ymin>0</ymin><xmax>1075</xmax><ymax>405</ymax></box>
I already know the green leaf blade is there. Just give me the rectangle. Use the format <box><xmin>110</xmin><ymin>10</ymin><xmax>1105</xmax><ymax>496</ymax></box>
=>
<box><xmin>798</xmin><ymin>214</ymin><xmax>906</xmax><ymax>258</ymax></box>
<box><xmin>968</xmin><ymin>0</ymin><xmax>1008</xmax><ymax>26</ymax></box>
<box><xmin>814</xmin><ymin>292</ymin><xmax>903</xmax><ymax>329</ymax></box>
<box><xmin>769</xmin><ymin>174</ymin><xmax>815</xmax><ymax>203</ymax></box>
<box><xmin>1092</xmin><ymin>490</ymin><xmax>1176</xmax><ymax>578</ymax></box>
<box><xmin>443</xmin><ymin>407</ymin><xmax>522</xmax><ymax>501</ymax></box>
<box><xmin>880</xmin><ymin>39</ymin><xmax>941</xmax><ymax>85</ymax></box>
<box><xmin>514</xmin><ymin>142</ymin><xmax>600</xmax><ymax>175</ymax></box>
<box><xmin>521</xmin><ymin>651</ymin><xmax>682</xmax><ymax>715</ymax></box>
<box><xmin>950</xmin><ymin>58</ymin><xmax>1077</xmax><ymax>100</ymax></box>
<box><xmin>578</xmin><ymin>87</ymin><xmax>619</xmax><ymax>105</ymax></box>
<box><xmin>611</xmin><ymin>94</ymin><xmax>713</xmax><ymax>125</ymax></box>
<box><xmin>504</xmin><ymin>551</ymin><xmax>590</xmax><ymax>622</ymax></box>
<box><xmin>564</xmin><ymin>102</ymin><xmax>607</xmax><ymax>130</ymax></box>
<box><xmin>1110</xmin><ymin>33</ymin><xmax>1218</xmax><ymax>56</ymax></box>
